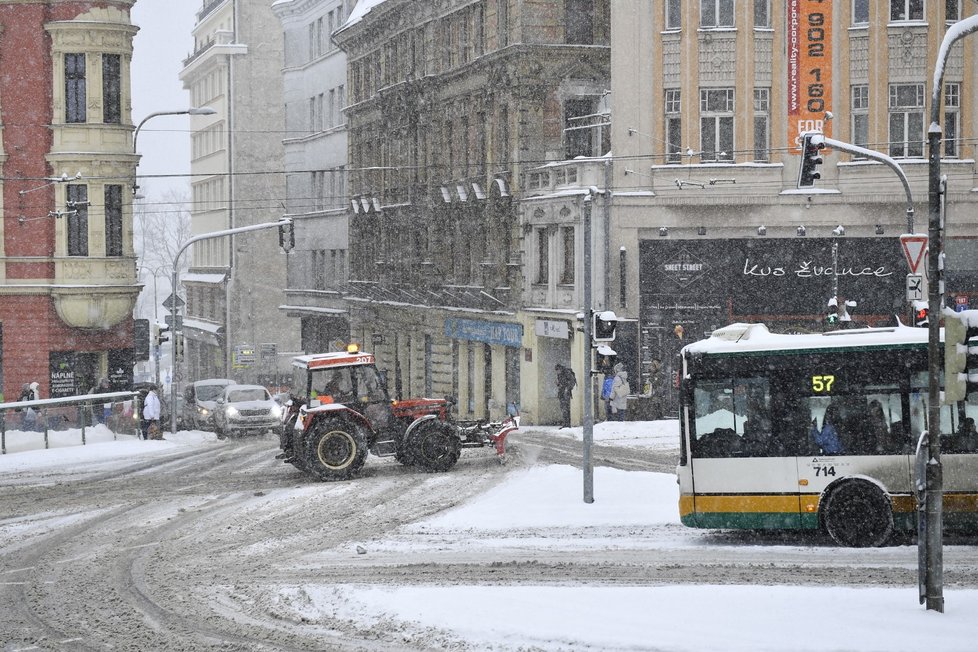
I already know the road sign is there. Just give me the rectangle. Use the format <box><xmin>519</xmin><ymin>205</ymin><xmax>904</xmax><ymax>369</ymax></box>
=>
<box><xmin>163</xmin><ymin>314</ymin><xmax>183</xmax><ymax>330</ymax></box>
<box><xmin>906</xmin><ymin>274</ymin><xmax>924</xmax><ymax>302</ymax></box>
<box><xmin>900</xmin><ymin>235</ymin><xmax>928</xmax><ymax>275</ymax></box>
<box><xmin>162</xmin><ymin>293</ymin><xmax>185</xmax><ymax>311</ymax></box>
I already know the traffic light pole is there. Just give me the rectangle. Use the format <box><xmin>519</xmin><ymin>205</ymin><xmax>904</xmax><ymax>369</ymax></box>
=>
<box><xmin>168</xmin><ymin>218</ymin><xmax>293</xmax><ymax>434</ymax></box>
<box><xmin>582</xmin><ymin>190</ymin><xmax>594</xmax><ymax>504</ymax></box>
<box><xmin>920</xmin><ymin>16</ymin><xmax>978</xmax><ymax>613</ymax></box>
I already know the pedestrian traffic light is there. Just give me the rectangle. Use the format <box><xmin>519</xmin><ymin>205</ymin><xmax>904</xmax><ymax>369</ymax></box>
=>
<box><xmin>592</xmin><ymin>310</ymin><xmax>618</xmax><ymax>342</ymax></box>
<box><xmin>913</xmin><ymin>305</ymin><xmax>929</xmax><ymax>327</ymax></box>
<box><xmin>944</xmin><ymin>309</ymin><xmax>978</xmax><ymax>404</ymax></box>
<box><xmin>156</xmin><ymin>324</ymin><xmax>170</xmax><ymax>346</ymax></box>
<box><xmin>826</xmin><ymin>299</ymin><xmax>839</xmax><ymax>325</ymax></box>
<box><xmin>798</xmin><ymin>132</ymin><xmax>825</xmax><ymax>188</ymax></box>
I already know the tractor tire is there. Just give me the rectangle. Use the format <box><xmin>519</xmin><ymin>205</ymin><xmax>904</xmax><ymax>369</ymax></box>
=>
<box><xmin>405</xmin><ymin>419</ymin><xmax>461</xmax><ymax>473</ymax></box>
<box><xmin>303</xmin><ymin>417</ymin><xmax>368</xmax><ymax>481</ymax></box>
<box><xmin>822</xmin><ymin>479</ymin><xmax>894</xmax><ymax>548</ymax></box>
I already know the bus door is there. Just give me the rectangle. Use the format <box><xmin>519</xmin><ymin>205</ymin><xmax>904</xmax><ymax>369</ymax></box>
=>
<box><xmin>938</xmin><ymin>395</ymin><xmax>978</xmax><ymax>531</ymax></box>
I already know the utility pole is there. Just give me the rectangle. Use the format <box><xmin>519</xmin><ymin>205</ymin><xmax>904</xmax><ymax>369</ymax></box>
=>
<box><xmin>582</xmin><ymin>190</ymin><xmax>594</xmax><ymax>504</ymax></box>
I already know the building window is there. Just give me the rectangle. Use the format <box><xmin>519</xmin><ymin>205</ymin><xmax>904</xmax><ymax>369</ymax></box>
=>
<box><xmin>754</xmin><ymin>0</ymin><xmax>770</xmax><ymax>27</ymax></box>
<box><xmin>565</xmin><ymin>98</ymin><xmax>598</xmax><ymax>158</ymax></box>
<box><xmin>105</xmin><ymin>185</ymin><xmax>123</xmax><ymax>256</ymax></box>
<box><xmin>852</xmin><ymin>85</ymin><xmax>869</xmax><ymax>151</ymax></box>
<box><xmin>888</xmin><ymin>83</ymin><xmax>924</xmax><ymax>158</ymax></box>
<box><xmin>536</xmin><ymin>228</ymin><xmax>549</xmax><ymax>284</ymax></box>
<box><xmin>67</xmin><ymin>184</ymin><xmax>88</xmax><ymax>256</ymax></box>
<box><xmin>65</xmin><ymin>53</ymin><xmax>86</xmax><ymax>123</ymax></box>
<box><xmin>753</xmin><ymin>88</ymin><xmax>769</xmax><ymax>162</ymax></box>
<box><xmin>891</xmin><ymin>0</ymin><xmax>924</xmax><ymax>21</ymax></box>
<box><xmin>946</xmin><ymin>0</ymin><xmax>960</xmax><ymax>21</ymax></box>
<box><xmin>102</xmin><ymin>54</ymin><xmax>121</xmax><ymax>124</ymax></box>
<box><xmin>944</xmin><ymin>82</ymin><xmax>960</xmax><ymax>158</ymax></box>
<box><xmin>853</xmin><ymin>0</ymin><xmax>869</xmax><ymax>23</ymax></box>
<box><xmin>559</xmin><ymin>226</ymin><xmax>574</xmax><ymax>285</ymax></box>
<box><xmin>665</xmin><ymin>89</ymin><xmax>682</xmax><ymax>163</ymax></box>
<box><xmin>566</xmin><ymin>0</ymin><xmax>594</xmax><ymax>44</ymax></box>
<box><xmin>666</xmin><ymin>0</ymin><xmax>681</xmax><ymax>29</ymax></box>
<box><xmin>700</xmin><ymin>88</ymin><xmax>734</xmax><ymax>161</ymax></box>
<box><xmin>701</xmin><ymin>0</ymin><xmax>734</xmax><ymax>28</ymax></box>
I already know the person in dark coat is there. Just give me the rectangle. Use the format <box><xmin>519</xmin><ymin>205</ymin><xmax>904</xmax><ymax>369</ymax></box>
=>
<box><xmin>555</xmin><ymin>363</ymin><xmax>577</xmax><ymax>428</ymax></box>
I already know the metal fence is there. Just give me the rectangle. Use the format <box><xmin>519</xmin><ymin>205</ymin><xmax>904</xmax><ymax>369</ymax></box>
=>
<box><xmin>0</xmin><ymin>391</ymin><xmax>140</xmax><ymax>455</ymax></box>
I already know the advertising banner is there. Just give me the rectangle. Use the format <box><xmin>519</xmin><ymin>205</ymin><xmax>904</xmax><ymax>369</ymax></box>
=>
<box><xmin>788</xmin><ymin>0</ymin><xmax>832</xmax><ymax>152</ymax></box>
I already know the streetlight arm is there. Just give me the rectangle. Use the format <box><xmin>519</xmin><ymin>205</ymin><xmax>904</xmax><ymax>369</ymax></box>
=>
<box><xmin>133</xmin><ymin>107</ymin><xmax>216</xmax><ymax>156</ymax></box>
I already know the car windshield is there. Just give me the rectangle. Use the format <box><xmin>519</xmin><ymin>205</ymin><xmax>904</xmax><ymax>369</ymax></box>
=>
<box><xmin>227</xmin><ymin>388</ymin><xmax>269</xmax><ymax>403</ymax></box>
<box><xmin>197</xmin><ymin>384</ymin><xmax>228</xmax><ymax>401</ymax></box>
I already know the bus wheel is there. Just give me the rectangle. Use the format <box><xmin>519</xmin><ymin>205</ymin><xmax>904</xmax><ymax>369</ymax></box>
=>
<box><xmin>822</xmin><ymin>480</ymin><xmax>894</xmax><ymax>548</ymax></box>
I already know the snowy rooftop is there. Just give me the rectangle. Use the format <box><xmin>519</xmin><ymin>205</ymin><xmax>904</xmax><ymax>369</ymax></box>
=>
<box><xmin>682</xmin><ymin>322</ymin><xmax>932</xmax><ymax>356</ymax></box>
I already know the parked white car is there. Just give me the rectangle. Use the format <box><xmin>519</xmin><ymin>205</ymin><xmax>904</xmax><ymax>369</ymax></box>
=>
<box><xmin>212</xmin><ymin>384</ymin><xmax>283</xmax><ymax>437</ymax></box>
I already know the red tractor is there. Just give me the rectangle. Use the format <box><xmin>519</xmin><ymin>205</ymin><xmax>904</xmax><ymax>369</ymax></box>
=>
<box><xmin>278</xmin><ymin>346</ymin><xmax>517</xmax><ymax>481</ymax></box>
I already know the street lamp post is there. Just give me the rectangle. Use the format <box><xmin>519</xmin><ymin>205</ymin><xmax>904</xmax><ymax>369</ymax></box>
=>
<box><xmin>132</xmin><ymin>106</ymin><xmax>216</xmax><ymax>193</ymax></box>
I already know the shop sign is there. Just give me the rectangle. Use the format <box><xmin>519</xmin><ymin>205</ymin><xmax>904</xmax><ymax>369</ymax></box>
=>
<box><xmin>534</xmin><ymin>320</ymin><xmax>569</xmax><ymax>339</ymax></box>
<box><xmin>444</xmin><ymin>318</ymin><xmax>523</xmax><ymax>347</ymax></box>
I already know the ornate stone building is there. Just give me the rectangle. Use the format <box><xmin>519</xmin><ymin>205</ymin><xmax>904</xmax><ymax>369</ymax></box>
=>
<box><xmin>0</xmin><ymin>1</ymin><xmax>140</xmax><ymax>398</ymax></box>
<box><xmin>611</xmin><ymin>1</ymin><xmax>978</xmax><ymax>412</ymax></box>
<box><xmin>334</xmin><ymin>0</ymin><xmax>610</xmax><ymax>424</ymax></box>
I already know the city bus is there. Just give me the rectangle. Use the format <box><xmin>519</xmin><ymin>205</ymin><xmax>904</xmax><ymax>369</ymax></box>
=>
<box><xmin>677</xmin><ymin>322</ymin><xmax>978</xmax><ymax>547</ymax></box>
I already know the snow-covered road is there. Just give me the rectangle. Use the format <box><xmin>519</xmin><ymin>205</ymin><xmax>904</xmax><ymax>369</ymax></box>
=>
<box><xmin>0</xmin><ymin>422</ymin><xmax>976</xmax><ymax>651</ymax></box>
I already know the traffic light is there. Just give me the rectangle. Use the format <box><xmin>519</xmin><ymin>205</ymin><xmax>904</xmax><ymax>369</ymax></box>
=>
<box><xmin>278</xmin><ymin>220</ymin><xmax>294</xmax><ymax>252</ymax></box>
<box><xmin>592</xmin><ymin>310</ymin><xmax>618</xmax><ymax>342</ymax></box>
<box><xmin>175</xmin><ymin>333</ymin><xmax>184</xmax><ymax>358</ymax></box>
<box><xmin>156</xmin><ymin>324</ymin><xmax>170</xmax><ymax>346</ymax></box>
<box><xmin>798</xmin><ymin>132</ymin><xmax>825</xmax><ymax>188</ymax></box>
<box><xmin>944</xmin><ymin>310</ymin><xmax>978</xmax><ymax>404</ymax></box>
<box><xmin>826</xmin><ymin>298</ymin><xmax>839</xmax><ymax>326</ymax></box>
<box><xmin>913</xmin><ymin>305</ymin><xmax>929</xmax><ymax>327</ymax></box>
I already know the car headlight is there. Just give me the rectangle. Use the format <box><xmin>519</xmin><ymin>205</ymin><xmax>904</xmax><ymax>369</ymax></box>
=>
<box><xmin>226</xmin><ymin>406</ymin><xmax>239</xmax><ymax>418</ymax></box>
<box><xmin>271</xmin><ymin>404</ymin><xmax>283</xmax><ymax>419</ymax></box>
<box><xmin>198</xmin><ymin>407</ymin><xmax>209</xmax><ymax>416</ymax></box>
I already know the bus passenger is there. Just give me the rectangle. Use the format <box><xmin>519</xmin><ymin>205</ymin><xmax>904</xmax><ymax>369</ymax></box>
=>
<box><xmin>811</xmin><ymin>405</ymin><xmax>843</xmax><ymax>455</ymax></box>
<box><xmin>864</xmin><ymin>400</ymin><xmax>889</xmax><ymax>454</ymax></box>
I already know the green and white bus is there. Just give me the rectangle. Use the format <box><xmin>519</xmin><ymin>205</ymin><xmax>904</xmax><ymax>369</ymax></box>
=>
<box><xmin>677</xmin><ymin>323</ymin><xmax>978</xmax><ymax>547</ymax></box>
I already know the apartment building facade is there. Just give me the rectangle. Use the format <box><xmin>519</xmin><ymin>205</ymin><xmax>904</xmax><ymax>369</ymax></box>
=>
<box><xmin>610</xmin><ymin>0</ymin><xmax>978</xmax><ymax>411</ymax></box>
<box><xmin>334</xmin><ymin>0</ymin><xmax>610</xmax><ymax>425</ymax></box>
<box><xmin>179</xmin><ymin>0</ymin><xmax>293</xmax><ymax>384</ymax></box>
<box><xmin>0</xmin><ymin>1</ymin><xmax>140</xmax><ymax>399</ymax></box>
<box><xmin>272</xmin><ymin>0</ymin><xmax>354</xmax><ymax>357</ymax></box>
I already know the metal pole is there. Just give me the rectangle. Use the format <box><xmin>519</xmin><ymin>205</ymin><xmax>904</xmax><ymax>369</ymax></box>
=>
<box><xmin>917</xmin><ymin>14</ymin><xmax>978</xmax><ymax>613</ymax></box>
<box><xmin>583</xmin><ymin>190</ymin><xmax>594</xmax><ymax>504</ymax></box>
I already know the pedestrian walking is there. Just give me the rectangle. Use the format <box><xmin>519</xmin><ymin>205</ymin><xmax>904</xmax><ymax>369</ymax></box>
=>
<box><xmin>141</xmin><ymin>385</ymin><xmax>162</xmax><ymax>440</ymax></box>
<box><xmin>555</xmin><ymin>363</ymin><xmax>577</xmax><ymax>428</ymax></box>
<box><xmin>609</xmin><ymin>363</ymin><xmax>631</xmax><ymax>422</ymax></box>
<box><xmin>20</xmin><ymin>382</ymin><xmax>40</xmax><ymax>431</ymax></box>
<box><xmin>89</xmin><ymin>377</ymin><xmax>112</xmax><ymax>425</ymax></box>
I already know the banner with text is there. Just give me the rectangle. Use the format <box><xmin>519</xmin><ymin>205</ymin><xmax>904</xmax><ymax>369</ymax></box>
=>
<box><xmin>788</xmin><ymin>0</ymin><xmax>833</xmax><ymax>152</ymax></box>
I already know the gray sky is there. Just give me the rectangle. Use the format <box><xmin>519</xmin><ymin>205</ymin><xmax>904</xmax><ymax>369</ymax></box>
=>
<box><xmin>131</xmin><ymin>1</ymin><xmax>198</xmax><ymax>200</ymax></box>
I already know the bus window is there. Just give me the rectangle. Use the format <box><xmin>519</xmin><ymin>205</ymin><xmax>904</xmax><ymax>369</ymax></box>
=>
<box><xmin>692</xmin><ymin>377</ymin><xmax>769</xmax><ymax>457</ymax></box>
<box><xmin>803</xmin><ymin>384</ymin><xmax>903</xmax><ymax>455</ymax></box>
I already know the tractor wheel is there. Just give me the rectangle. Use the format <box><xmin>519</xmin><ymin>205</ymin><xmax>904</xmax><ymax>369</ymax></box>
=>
<box><xmin>822</xmin><ymin>480</ymin><xmax>894</xmax><ymax>548</ymax></box>
<box><xmin>303</xmin><ymin>417</ymin><xmax>368</xmax><ymax>481</ymax></box>
<box><xmin>406</xmin><ymin>420</ymin><xmax>461</xmax><ymax>473</ymax></box>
